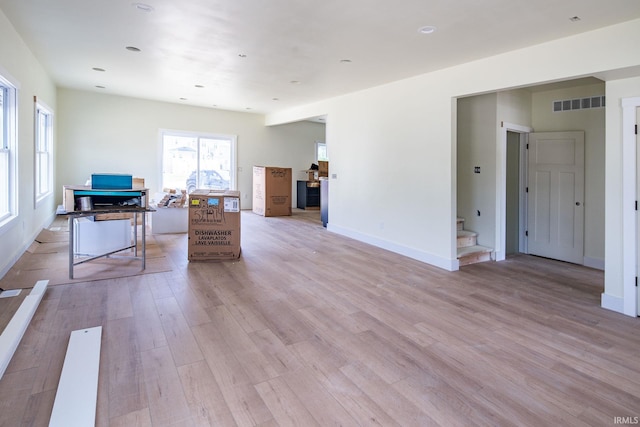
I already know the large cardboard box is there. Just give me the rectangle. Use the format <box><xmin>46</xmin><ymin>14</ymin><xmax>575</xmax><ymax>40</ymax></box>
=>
<box><xmin>188</xmin><ymin>190</ymin><xmax>241</xmax><ymax>261</ymax></box>
<box><xmin>318</xmin><ymin>161</ymin><xmax>329</xmax><ymax>177</ymax></box>
<box><xmin>252</xmin><ymin>166</ymin><xmax>292</xmax><ymax>217</ymax></box>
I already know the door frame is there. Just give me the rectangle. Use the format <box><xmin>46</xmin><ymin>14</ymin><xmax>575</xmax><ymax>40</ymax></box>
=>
<box><xmin>496</xmin><ymin>122</ymin><xmax>533</xmax><ymax>261</ymax></box>
<box><xmin>619</xmin><ymin>97</ymin><xmax>640</xmax><ymax>316</ymax></box>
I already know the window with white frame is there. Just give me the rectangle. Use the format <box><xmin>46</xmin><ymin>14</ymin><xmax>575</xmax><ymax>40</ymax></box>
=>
<box><xmin>316</xmin><ymin>141</ymin><xmax>328</xmax><ymax>162</ymax></box>
<box><xmin>35</xmin><ymin>98</ymin><xmax>53</xmax><ymax>205</ymax></box>
<box><xmin>0</xmin><ymin>73</ymin><xmax>17</xmax><ymax>227</ymax></box>
<box><xmin>161</xmin><ymin>130</ymin><xmax>236</xmax><ymax>194</ymax></box>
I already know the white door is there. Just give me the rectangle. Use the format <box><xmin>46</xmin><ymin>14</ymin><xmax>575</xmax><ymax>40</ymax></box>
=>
<box><xmin>527</xmin><ymin>131</ymin><xmax>585</xmax><ymax>264</ymax></box>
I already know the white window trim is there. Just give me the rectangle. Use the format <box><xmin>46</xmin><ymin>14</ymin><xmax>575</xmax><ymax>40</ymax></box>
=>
<box><xmin>0</xmin><ymin>66</ymin><xmax>19</xmax><ymax>235</ymax></box>
<box><xmin>159</xmin><ymin>129</ymin><xmax>238</xmax><ymax>192</ymax></box>
<box><xmin>34</xmin><ymin>96</ymin><xmax>54</xmax><ymax>207</ymax></box>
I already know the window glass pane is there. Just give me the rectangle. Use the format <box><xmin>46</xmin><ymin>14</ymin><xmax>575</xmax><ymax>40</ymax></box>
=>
<box><xmin>0</xmin><ymin>83</ymin><xmax>9</xmax><ymax>219</ymax></box>
<box><xmin>162</xmin><ymin>132</ymin><xmax>234</xmax><ymax>194</ymax></box>
<box><xmin>198</xmin><ymin>138</ymin><xmax>231</xmax><ymax>191</ymax></box>
<box><xmin>0</xmin><ymin>87</ymin><xmax>5</xmax><ymax>148</ymax></box>
<box><xmin>0</xmin><ymin>152</ymin><xmax>8</xmax><ymax>219</ymax></box>
<box><xmin>35</xmin><ymin>104</ymin><xmax>53</xmax><ymax>201</ymax></box>
<box><xmin>316</xmin><ymin>142</ymin><xmax>328</xmax><ymax>161</ymax></box>
<box><xmin>162</xmin><ymin>135</ymin><xmax>198</xmax><ymax>190</ymax></box>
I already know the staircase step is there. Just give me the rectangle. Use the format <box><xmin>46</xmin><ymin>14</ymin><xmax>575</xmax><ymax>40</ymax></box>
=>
<box><xmin>456</xmin><ymin>217</ymin><xmax>464</xmax><ymax>231</ymax></box>
<box><xmin>457</xmin><ymin>230</ymin><xmax>477</xmax><ymax>248</ymax></box>
<box><xmin>457</xmin><ymin>245</ymin><xmax>492</xmax><ymax>266</ymax></box>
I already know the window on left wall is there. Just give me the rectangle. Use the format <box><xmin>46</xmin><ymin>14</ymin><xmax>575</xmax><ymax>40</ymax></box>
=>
<box><xmin>34</xmin><ymin>98</ymin><xmax>53</xmax><ymax>205</ymax></box>
<box><xmin>0</xmin><ymin>72</ymin><xmax>18</xmax><ymax>229</ymax></box>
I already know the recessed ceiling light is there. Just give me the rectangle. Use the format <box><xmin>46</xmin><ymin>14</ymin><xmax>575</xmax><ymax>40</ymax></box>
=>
<box><xmin>132</xmin><ymin>3</ymin><xmax>154</xmax><ymax>12</ymax></box>
<box><xmin>126</xmin><ymin>46</ymin><xmax>141</xmax><ymax>52</ymax></box>
<box><xmin>92</xmin><ymin>67</ymin><xmax>106</xmax><ymax>72</ymax></box>
<box><xmin>418</xmin><ymin>25</ymin><xmax>436</xmax><ymax>34</ymax></box>
<box><xmin>569</xmin><ymin>16</ymin><xmax>581</xmax><ymax>22</ymax></box>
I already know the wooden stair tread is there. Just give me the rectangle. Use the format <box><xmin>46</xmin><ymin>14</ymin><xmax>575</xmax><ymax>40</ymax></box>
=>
<box><xmin>457</xmin><ymin>245</ymin><xmax>492</xmax><ymax>257</ymax></box>
<box><xmin>457</xmin><ymin>230</ymin><xmax>477</xmax><ymax>238</ymax></box>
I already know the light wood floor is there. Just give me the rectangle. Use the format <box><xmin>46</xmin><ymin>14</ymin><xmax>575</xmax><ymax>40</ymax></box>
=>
<box><xmin>1</xmin><ymin>210</ymin><xmax>638</xmax><ymax>426</ymax></box>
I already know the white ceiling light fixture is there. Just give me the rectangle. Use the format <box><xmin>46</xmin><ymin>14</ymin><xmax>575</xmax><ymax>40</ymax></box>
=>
<box><xmin>418</xmin><ymin>25</ymin><xmax>437</xmax><ymax>34</ymax></box>
<box><xmin>132</xmin><ymin>3</ymin><xmax>154</xmax><ymax>13</ymax></box>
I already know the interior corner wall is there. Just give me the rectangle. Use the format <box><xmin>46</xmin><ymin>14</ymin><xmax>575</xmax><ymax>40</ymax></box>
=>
<box><xmin>269</xmin><ymin>18</ymin><xmax>640</xmax><ymax>276</ymax></box>
<box><xmin>603</xmin><ymin>76</ymin><xmax>640</xmax><ymax>309</ymax></box>
<box><xmin>456</xmin><ymin>93</ymin><xmax>498</xmax><ymax>249</ymax></box>
<box><xmin>531</xmin><ymin>83</ymin><xmax>606</xmax><ymax>269</ymax></box>
<box><xmin>0</xmin><ymin>9</ymin><xmax>57</xmax><ymax>278</ymax></box>
<box><xmin>56</xmin><ymin>88</ymin><xmax>325</xmax><ymax>209</ymax></box>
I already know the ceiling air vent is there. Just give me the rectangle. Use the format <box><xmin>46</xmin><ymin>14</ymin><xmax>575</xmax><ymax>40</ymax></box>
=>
<box><xmin>553</xmin><ymin>96</ymin><xmax>605</xmax><ymax>112</ymax></box>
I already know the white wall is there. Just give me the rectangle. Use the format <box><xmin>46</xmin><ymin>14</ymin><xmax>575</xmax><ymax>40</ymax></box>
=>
<box><xmin>56</xmin><ymin>89</ymin><xmax>325</xmax><ymax>208</ymax></box>
<box><xmin>531</xmin><ymin>83</ymin><xmax>606</xmax><ymax>269</ymax></box>
<box><xmin>0</xmin><ymin>10</ymin><xmax>57</xmax><ymax>278</ymax></box>
<box><xmin>457</xmin><ymin>93</ymin><xmax>498</xmax><ymax>249</ymax></box>
<box><xmin>266</xmin><ymin>19</ymin><xmax>640</xmax><ymax>315</ymax></box>
<box><xmin>604</xmin><ymin>76</ymin><xmax>640</xmax><ymax>313</ymax></box>
<box><xmin>456</xmin><ymin>89</ymin><xmax>531</xmax><ymax>254</ymax></box>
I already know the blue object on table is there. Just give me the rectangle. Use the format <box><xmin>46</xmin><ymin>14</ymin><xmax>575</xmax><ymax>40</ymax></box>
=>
<box><xmin>91</xmin><ymin>174</ymin><xmax>132</xmax><ymax>189</ymax></box>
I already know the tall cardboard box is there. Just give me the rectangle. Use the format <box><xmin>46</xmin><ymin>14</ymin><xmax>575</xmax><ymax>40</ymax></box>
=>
<box><xmin>188</xmin><ymin>190</ymin><xmax>241</xmax><ymax>261</ymax></box>
<box><xmin>252</xmin><ymin>166</ymin><xmax>292</xmax><ymax>217</ymax></box>
<box><xmin>318</xmin><ymin>161</ymin><xmax>329</xmax><ymax>178</ymax></box>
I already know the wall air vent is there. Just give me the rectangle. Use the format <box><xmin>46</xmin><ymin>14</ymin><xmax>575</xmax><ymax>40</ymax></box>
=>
<box><xmin>553</xmin><ymin>96</ymin><xmax>605</xmax><ymax>112</ymax></box>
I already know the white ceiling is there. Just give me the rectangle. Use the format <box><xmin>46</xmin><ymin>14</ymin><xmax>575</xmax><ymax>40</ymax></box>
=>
<box><xmin>1</xmin><ymin>0</ymin><xmax>639</xmax><ymax>114</ymax></box>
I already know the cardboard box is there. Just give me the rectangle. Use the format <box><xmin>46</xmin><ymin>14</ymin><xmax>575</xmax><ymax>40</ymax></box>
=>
<box><xmin>188</xmin><ymin>190</ymin><xmax>241</xmax><ymax>261</ymax></box>
<box><xmin>318</xmin><ymin>161</ymin><xmax>328</xmax><ymax>177</ymax></box>
<box><xmin>252</xmin><ymin>166</ymin><xmax>292</xmax><ymax>217</ymax></box>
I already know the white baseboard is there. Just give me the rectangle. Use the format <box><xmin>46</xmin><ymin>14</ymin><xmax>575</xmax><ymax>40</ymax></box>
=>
<box><xmin>601</xmin><ymin>292</ymin><xmax>625</xmax><ymax>315</ymax></box>
<box><xmin>327</xmin><ymin>224</ymin><xmax>457</xmax><ymax>271</ymax></box>
<box><xmin>0</xmin><ymin>280</ymin><xmax>48</xmax><ymax>379</ymax></box>
<box><xmin>583</xmin><ymin>256</ymin><xmax>605</xmax><ymax>271</ymax></box>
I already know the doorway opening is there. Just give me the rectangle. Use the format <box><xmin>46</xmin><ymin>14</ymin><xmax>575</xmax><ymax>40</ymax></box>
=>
<box><xmin>497</xmin><ymin>123</ymin><xmax>532</xmax><ymax>261</ymax></box>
